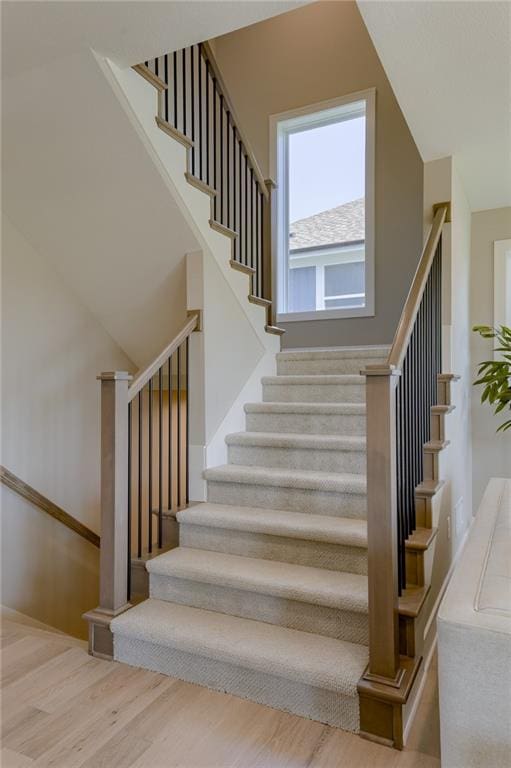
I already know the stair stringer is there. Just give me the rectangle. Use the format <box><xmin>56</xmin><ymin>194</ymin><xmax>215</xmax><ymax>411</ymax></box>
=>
<box><xmin>96</xmin><ymin>54</ymin><xmax>279</xmax><ymax>354</ymax></box>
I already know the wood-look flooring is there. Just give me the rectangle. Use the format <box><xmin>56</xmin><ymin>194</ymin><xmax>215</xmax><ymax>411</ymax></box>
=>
<box><xmin>1</xmin><ymin>615</ymin><xmax>440</xmax><ymax>768</ymax></box>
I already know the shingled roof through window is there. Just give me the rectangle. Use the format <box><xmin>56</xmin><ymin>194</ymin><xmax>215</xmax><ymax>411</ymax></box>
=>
<box><xmin>289</xmin><ymin>198</ymin><xmax>364</xmax><ymax>251</ymax></box>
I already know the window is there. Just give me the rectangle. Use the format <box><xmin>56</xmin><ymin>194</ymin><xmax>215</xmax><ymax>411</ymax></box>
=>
<box><xmin>271</xmin><ymin>90</ymin><xmax>375</xmax><ymax>322</ymax></box>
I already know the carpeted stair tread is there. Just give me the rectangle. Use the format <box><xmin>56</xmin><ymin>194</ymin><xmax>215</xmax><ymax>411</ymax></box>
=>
<box><xmin>203</xmin><ymin>464</ymin><xmax>367</xmax><ymax>494</ymax></box>
<box><xmin>262</xmin><ymin>374</ymin><xmax>365</xmax><ymax>386</ymax></box>
<box><xmin>177</xmin><ymin>502</ymin><xmax>367</xmax><ymax>547</ymax></box>
<box><xmin>276</xmin><ymin>346</ymin><xmax>389</xmax><ymax>361</ymax></box>
<box><xmin>147</xmin><ymin>547</ymin><xmax>368</xmax><ymax>613</ymax></box>
<box><xmin>244</xmin><ymin>402</ymin><xmax>366</xmax><ymax>415</ymax></box>
<box><xmin>225</xmin><ymin>432</ymin><xmax>366</xmax><ymax>451</ymax></box>
<box><xmin>111</xmin><ymin>598</ymin><xmax>368</xmax><ymax>697</ymax></box>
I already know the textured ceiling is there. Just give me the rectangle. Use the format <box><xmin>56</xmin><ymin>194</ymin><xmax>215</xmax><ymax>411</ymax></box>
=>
<box><xmin>358</xmin><ymin>1</ymin><xmax>511</xmax><ymax>211</ymax></box>
<box><xmin>1</xmin><ymin>1</ymin><xmax>306</xmax><ymax>79</ymax></box>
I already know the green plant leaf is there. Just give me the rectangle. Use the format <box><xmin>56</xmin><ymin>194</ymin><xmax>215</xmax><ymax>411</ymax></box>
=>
<box><xmin>473</xmin><ymin>324</ymin><xmax>511</xmax><ymax>433</ymax></box>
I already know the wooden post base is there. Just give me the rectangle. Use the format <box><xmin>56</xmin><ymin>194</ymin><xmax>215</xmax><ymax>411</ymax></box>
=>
<box><xmin>83</xmin><ymin>604</ymin><xmax>131</xmax><ymax>661</ymax></box>
<box><xmin>357</xmin><ymin>656</ymin><xmax>422</xmax><ymax>749</ymax></box>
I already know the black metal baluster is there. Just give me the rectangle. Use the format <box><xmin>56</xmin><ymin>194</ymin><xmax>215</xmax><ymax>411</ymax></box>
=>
<box><xmin>407</xmin><ymin>334</ymin><xmax>412</xmax><ymax>547</ymax></box>
<box><xmin>437</xmin><ymin>243</ymin><xmax>442</xmax><ymax>371</ymax></box>
<box><xmin>177</xmin><ymin>344</ymin><xmax>182</xmax><ymax>508</ymax></box>
<box><xmin>249</xmin><ymin>168</ymin><xmax>254</xmax><ymax>270</ymax></box>
<box><xmin>158</xmin><ymin>366</ymin><xmax>163</xmax><ymax>549</ymax></box>
<box><xmin>239</xmin><ymin>142</ymin><xmax>243</xmax><ymax>264</ymax></box>
<box><xmin>398</xmin><ymin>378</ymin><xmax>405</xmax><ymax>592</ymax></box>
<box><xmin>186</xmin><ymin>337</ymin><xmax>190</xmax><ymax>505</ymax></box>
<box><xmin>182</xmin><ymin>48</ymin><xmax>187</xmax><ymax>136</ymax></box>
<box><xmin>259</xmin><ymin>190</ymin><xmax>264</xmax><ymax>297</ymax></box>
<box><xmin>173</xmin><ymin>51</ymin><xmax>178</xmax><ymax>130</ymax></box>
<box><xmin>137</xmin><ymin>391</ymin><xmax>142</xmax><ymax>558</ymax></box>
<box><xmin>206</xmin><ymin>61</ymin><xmax>210</xmax><ymax>186</ymax></box>
<box><xmin>191</xmin><ymin>45</ymin><xmax>196</xmax><ymax>175</ymax></box>
<box><xmin>168</xmin><ymin>355</ymin><xmax>173</xmax><ymax>512</ymax></box>
<box><xmin>198</xmin><ymin>46</ymin><xmax>203</xmax><ymax>182</ymax></box>
<box><xmin>233</xmin><ymin>126</ymin><xmax>237</xmax><ymax>261</ymax></box>
<box><xmin>226</xmin><ymin>112</ymin><xmax>231</xmax><ymax>230</ymax></box>
<box><xmin>401</xmin><ymin>373</ymin><xmax>406</xmax><ymax>589</ymax></box>
<box><xmin>245</xmin><ymin>156</ymin><xmax>248</xmax><ymax>268</ymax></box>
<box><xmin>256</xmin><ymin>188</ymin><xmax>260</xmax><ymax>297</ymax></box>
<box><xmin>164</xmin><ymin>54</ymin><xmax>169</xmax><ymax>123</ymax></box>
<box><xmin>220</xmin><ymin>95</ymin><xmax>224</xmax><ymax>224</ymax></box>
<box><xmin>213</xmin><ymin>85</ymin><xmax>217</xmax><ymax>218</ymax></box>
<box><xmin>127</xmin><ymin>401</ymin><xmax>132</xmax><ymax>600</ymax></box>
<box><xmin>413</xmin><ymin>324</ymin><xmax>419</xmax><ymax>535</ymax></box>
<box><xmin>148</xmin><ymin>378</ymin><xmax>153</xmax><ymax>553</ymax></box>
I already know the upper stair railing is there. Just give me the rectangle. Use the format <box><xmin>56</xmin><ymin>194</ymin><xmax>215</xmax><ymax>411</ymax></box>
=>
<box><xmin>84</xmin><ymin>312</ymin><xmax>199</xmax><ymax>658</ymax></box>
<box><xmin>358</xmin><ymin>202</ymin><xmax>450</xmax><ymax>746</ymax></box>
<box><xmin>138</xmin><ymin>44</ymin><xmax>273</xmax><ymax>306</ymax></box>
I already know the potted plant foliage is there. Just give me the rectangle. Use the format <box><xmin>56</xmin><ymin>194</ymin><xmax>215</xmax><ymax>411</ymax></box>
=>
<box><xmin>473</xmin><ymin>325</ymin><xmax>511</xmax><ymax>432</ymax></box>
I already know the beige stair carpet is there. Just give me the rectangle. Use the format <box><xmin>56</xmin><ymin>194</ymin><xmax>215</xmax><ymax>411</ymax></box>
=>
<box><xmin>112</xmin><ymin>346</ymin><xmax>389</xmax><ymax>733</ymax></box>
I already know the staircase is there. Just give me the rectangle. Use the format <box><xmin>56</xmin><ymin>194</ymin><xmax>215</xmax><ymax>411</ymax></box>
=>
<box><xmin>111</xmin><ymin>346</ymin><xmax>388</xmax><ymax>732</ymax></box>
<box><xmin>85</xmin><ymin>38</ymin><xmax>456</xmax><ymax>750</ymax></box>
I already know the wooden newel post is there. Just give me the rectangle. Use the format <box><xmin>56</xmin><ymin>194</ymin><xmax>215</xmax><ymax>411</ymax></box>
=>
<box><xmin>84</xmin><ymin>371</ymin><xmax>132</xmax><ymax>660</ymax></box>
<box><xmin>364</xmin><ymin>366</ymin><xmax>401</xmax><ymax>681</ymax></box>
<box><xmin>358</xmin><ymin>365</ymin><xmax>407</xmax><ymax>748</ymax></box>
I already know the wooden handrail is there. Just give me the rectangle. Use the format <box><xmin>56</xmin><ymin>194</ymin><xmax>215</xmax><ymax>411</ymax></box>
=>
<box><xmin>0</xmin><ymin>465</ymin><xmax>100</xmax><ymax>548</ymax></box>
<box><xmin>387</xmin><ymin>202</ymin><xmax>449</xmax><ymax>370</ymax></box>
<box><xmin>128</xmin><ymin>313</ymin><xmax>199</xmax><ymax>402</ymax></box>
<box><xmin>200</xmin><ymin>42</ymin><xmax>268</xmax><ymax>198</ymax></box>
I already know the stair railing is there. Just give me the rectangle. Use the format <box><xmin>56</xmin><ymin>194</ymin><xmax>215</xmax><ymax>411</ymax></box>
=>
<box><xmin>84</xmin><ymin>312</ymin><xmax>200</xmax><ymax>659</ymax></box>
<box><xmin>140</xmin><ymin>43</ymin><xmax>274</xmax><ymax>308</ymax></box>
<box><xmin>0</xmin><ymin>465</ymin><xmax>100</xmax><ymax>547</ymax></box>
<box><xmin>358</xmin><ymin>202</ymin><xmax>450</xmax><ymax>744</ymax></box>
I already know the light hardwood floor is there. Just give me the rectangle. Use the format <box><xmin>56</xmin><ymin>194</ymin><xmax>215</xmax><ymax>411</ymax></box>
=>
<box><xmin>1</xmin><ymin>616</ymin><xmax>440</xmax><ymax>768</ymax></box>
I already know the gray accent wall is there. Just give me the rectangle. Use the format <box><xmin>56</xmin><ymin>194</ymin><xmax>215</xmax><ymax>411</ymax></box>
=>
<box><xmin>212</xmin><ymin>1</ymin><xmax>424</xmax><ymax>348</ymax></box>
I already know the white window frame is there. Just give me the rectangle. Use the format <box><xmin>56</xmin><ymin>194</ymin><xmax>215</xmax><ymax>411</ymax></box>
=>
<box><xmin>493</xmin><ymin>239</ymin><xmax>511</xmax><ymax>360</ymax></box>
<box><xmin>269</xmin><ymin>89</ymin><xmax>375</xmax><ymax>323</ymax></box>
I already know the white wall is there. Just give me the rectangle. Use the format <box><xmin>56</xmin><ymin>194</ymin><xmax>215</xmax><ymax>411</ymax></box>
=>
<box><xmin>470</xmin><ymin>207</ymin><xmax>511</xmax><ymax>508</ymax></box>
<box><xmin>3</xmin><ymin>48</ymin><xmax>200</xmax><ymax>371</ymax></box>
<box><xmin>1</xmin><ymin>213</ymin><xmax>135</xmax><ymax>637</ymax></box>
<box><xmin>447</xmin><ymin>162</ymin><xmax>474</xmax><ymax>540</ymax></box>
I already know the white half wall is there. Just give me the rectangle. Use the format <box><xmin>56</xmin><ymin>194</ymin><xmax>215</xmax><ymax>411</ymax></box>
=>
<box><xmin>185</xmin><ymin>251</ymin><xmax>277</xmax><ymax>502</ymax></box>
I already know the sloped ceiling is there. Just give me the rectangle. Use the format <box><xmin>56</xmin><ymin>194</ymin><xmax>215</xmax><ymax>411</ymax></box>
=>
<box><xmin>1</xmin><ymin>1</ymin><xmax>307</xmax><ymax>368</ymax></box>
<box><xmin>358</xmin><ymin>1</ymin><xmax>511</xmax><ymax>211</ymax></box>
<box><xmin>1</xmin><ymin>1</ymin><xmax>306</xmax><ymax>79</ymax></box>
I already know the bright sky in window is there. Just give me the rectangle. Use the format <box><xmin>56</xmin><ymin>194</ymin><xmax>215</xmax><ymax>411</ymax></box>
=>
<box><xmin>288</xmin><ymin>116</ymin><xmax>365</xmax><ymax>223</ymax></box>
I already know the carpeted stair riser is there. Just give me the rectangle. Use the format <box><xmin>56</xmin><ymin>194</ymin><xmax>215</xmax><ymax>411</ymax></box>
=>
<box><xmin>227</xmin><ymin>442</ymin><xmax>366</xmax><ymax>474</ymax></box>
<box><xmin>245</xmin><ymin>407</ymin><xmax>366</xmax><ymax>436</ymax></box>
<box><xmin>179</xmin><ymin>523</ymin><xmax>368</xmax><ymax>574</ymax></box>
<box><xmin>276</xmin><ymin>356</ymin><xmax>388</xmax><ymax>376</ymax></box>
<box><xmin>262</xmin><ymin>377</ymin><xmax>365</xmax><ymax>404</ymax></box>
<box><xmin>114</xmin><ymin>635</ymin><xmax>361</xmax><ymax>731</ymax></box>
<box><xmin>207</xmin><ymin>480</ymin><xmax>366</xmax><ymax>518</ymax></box>
<box><xmin>150</xmin><ymin>574</ymin><xmax>368</xmax><ymax>644</ymax></box>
